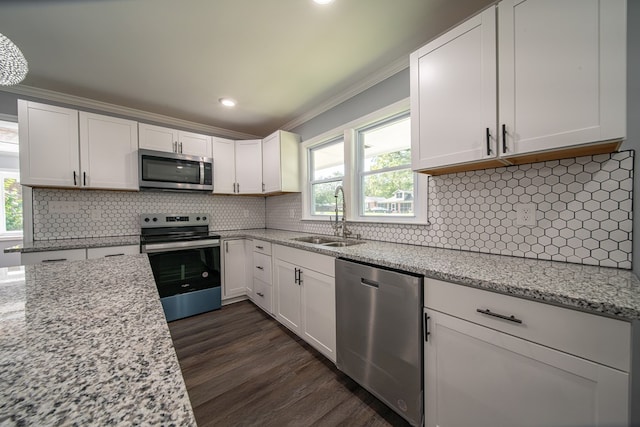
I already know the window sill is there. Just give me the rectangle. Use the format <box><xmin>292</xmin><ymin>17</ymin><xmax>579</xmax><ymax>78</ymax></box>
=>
<box><xmin>301</xmin><ymin>216</ymin><xmax>430</xmax><ymax>226</ymax></box>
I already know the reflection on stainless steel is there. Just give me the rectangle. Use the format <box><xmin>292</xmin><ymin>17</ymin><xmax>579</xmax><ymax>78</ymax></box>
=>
<box><xmin>336</xmin><ymin>258</ymin><xmax>423</xmax><ymax>426</ymax></box>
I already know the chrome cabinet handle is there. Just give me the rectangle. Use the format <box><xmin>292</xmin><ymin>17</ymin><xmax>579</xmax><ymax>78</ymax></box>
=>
<box><xmin>104</xmin><ymin>253</ymin><xmax>124</xmax><ymax>257</ymax></box>
<box><xmin>42</xmin><ymin>258</ymin><xmax>67</xmax><ymax>263</ymax></box>
<box><xmin>256</xmin><ymin>292</ymin><xmax>264</xmax><ymax>297</ymax></box>
<box><xmin>476</xmin><ymin>308</ymin><xmax>522</xmax><ymax>324</ymax></box>
<box><xmin>225</xmin><ymin>241</ymin><xmax>229</xmax><ymax>253</ymax></box>
<box><xmin>173</xmin><ymin>141</ymin><xmax>177</xmax><ymax>152</ymax></box>
<box><xmin>179</xmin><ymin>142</ymin><xmax>183</xmax><ymax>153</ymax></box>
<box><xmin>256</xmin><ymin>266</ymin><xmax>264</xmax><ymax>270</ymax></box>
<box><xmin>83</xmin><ymin>171</ymin><xmax>87</xmax><ymax>186</ymax></box>
<box><xmin>73</xmin><ymin>171</ymin><xmax>77</xmax><ymax>186</ymax></box>
<box><xmin>256</xmin><ymin>245</ymin><xmax>264</xmax><ymax>250</ymax></box>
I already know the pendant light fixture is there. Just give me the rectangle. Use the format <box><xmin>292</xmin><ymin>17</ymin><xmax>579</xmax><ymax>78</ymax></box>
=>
<box><xmin>0</xmin><ymin>33</ymin><xmax>28</xmax><ymax>86</ymax></box>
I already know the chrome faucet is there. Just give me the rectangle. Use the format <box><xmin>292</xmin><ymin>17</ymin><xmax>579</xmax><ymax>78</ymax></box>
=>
<box><xmin>333</xmin><ymin>185</ymin><xmax>352</xmax><ymax>238</ymax></box>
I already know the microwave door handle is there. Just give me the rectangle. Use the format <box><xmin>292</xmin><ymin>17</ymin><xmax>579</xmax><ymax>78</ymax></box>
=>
<box><xmin>200</xmin><ymin>162</ymin><xmax>205</xmax><ymax>185</ymax></box>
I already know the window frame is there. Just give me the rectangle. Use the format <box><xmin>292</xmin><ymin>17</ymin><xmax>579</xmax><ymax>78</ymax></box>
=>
<box><xmin>301</xmin><ymin>98</ymin><xmax>428</xmax><ymax>224</ymax></box>
<box><xmin>0</xmin><ymin>115</ymin><xmax>24</xmax><ymax>241</ymax></box>
<box><xmin>308</xmin><ymin>136</ymin><xmax>345</xmax><ymax>217</ymax></box>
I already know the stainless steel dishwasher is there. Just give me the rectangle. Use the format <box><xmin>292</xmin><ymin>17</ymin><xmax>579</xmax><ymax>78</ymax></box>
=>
<box><xmin>336</xmin><ymin>258</ymin><xmax>423</xmax><ymax>427</ymax></box>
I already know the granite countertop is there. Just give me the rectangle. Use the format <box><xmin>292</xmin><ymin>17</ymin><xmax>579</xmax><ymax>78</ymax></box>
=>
<box><xmin>4</xmin><ymin>235</ymin><xmax>140</xmax><ymax>253</ymax></box>
<box><xmin>0</xmin><ymin>254</ymin><xmax>196</xmax><ymax>426</ymax></box>
<box><xmin>6</xmin><ymin>228</ymin><xmax>640</xmax><ymax>321</ymax></box>
<box><xmin>217</xmin><ymin>229</ymin><xmax>640</xmax><ymax>321</ymax></box>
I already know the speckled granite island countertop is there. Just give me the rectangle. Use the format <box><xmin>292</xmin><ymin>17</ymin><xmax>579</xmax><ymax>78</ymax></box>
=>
<box><xmin>0</xmin><ymin>254</ymin><xmax>196</xmax><ymax>426</ymax></box>
<box><xmin>216</xmin><ymin>229</ymin><xmax>640</xmax><ymax>321</ymax></box>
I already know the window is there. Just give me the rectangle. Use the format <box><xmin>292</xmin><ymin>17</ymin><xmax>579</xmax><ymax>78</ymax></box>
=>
<box><xmin>302</xmin><ymin>99</ymin><xmax>427</xmax><ymax>224</ymax></box>
<box><xmin>0</xmin><ymin>119</ymin><xmax>22</xmax><ymax>238</ymax></box>
<box><xmin>357</xmin><ymin>112</ymin><xmax>413</xmax><ymax>217</ymax></box>
<box><xmin>309</xmin><ymin>137</ymin><xmax>344</xmax><ymax>216</ymax></box>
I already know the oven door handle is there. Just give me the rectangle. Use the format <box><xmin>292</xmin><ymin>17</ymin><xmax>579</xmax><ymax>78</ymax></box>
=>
<box><xmin>142</xmin><ymin>239</ymin><xmax>220</xmax><ymax>253</ymax></box>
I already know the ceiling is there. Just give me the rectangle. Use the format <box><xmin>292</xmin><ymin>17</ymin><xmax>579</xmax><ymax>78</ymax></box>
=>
<box><xmin>0</xmin><ymin>0</ymin><xmax>494</xmax><ymax>138</ymax></box>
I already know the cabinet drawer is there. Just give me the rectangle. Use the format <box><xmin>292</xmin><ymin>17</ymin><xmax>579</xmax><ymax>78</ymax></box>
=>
<box><xmin>273</xmin><ymin>244</ymin><xmax>335</xmax><ymax>277</ymax></box>
<box><xmin>253</xmin><ymin>240</ymin><xmax>271</xmax><ymax>255</ymax></box>
<box><xmin>253</xmin><ymin>279</ymin><xmax>272</xmax><ymax>313</ymax></box>
<box><xmin>253</xmin><ymin>252</ymin><xmax>272</xmax><ymax>284</ymax></box>
<box><xmin>21</xmin><ymin>249</ymin><xmax>86</xmax><ymax>265</ymax></box>
<box><xmin>87</xmin><ymin>245</ymin><xmax>139</xmax><ymax>259</ymax></box>
<box><xmin>425</xmin><ymin>278</ymin><xmax>631</xmax><ymax>372</ymax></box>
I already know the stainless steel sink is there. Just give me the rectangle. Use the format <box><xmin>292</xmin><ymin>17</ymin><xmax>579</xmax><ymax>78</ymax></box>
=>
<box><xmin>322</xmin><ymin>240</ymin><xmax>365</xmax><ymax>247</ymax></box>
<box><xmin>291</xmin><ymin>236</ymin><xmax>365</xmax><ymax>247</ymax></box>
<box><xmin>293</xmin><ymin>236</ymin><xmax>342</xmax><ymax>244</ymax></box>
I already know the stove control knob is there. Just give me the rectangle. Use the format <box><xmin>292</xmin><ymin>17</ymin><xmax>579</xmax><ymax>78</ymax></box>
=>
<box><xmin>152</xmin><ymin>217</ymin><xmax>158</xmax><ymax>222</ymax></box>
<box><xmin>202</xmin><ymin>216</ymin><xmax>207</xmax><ymax>221</ymax></box>
<box><xmin>144</xmin><ymin>217</ymin><xmax>150</xmax><ymax>222</ymax></box>
<box><xmin>196</xmin><ymin>216</ymin><xmax>201</xmax><ymax>221</ymax></box>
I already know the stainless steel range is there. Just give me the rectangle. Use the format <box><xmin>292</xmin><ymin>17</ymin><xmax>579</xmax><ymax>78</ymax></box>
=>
<box><xmin>140</xmin><ymin>213</ymin><xmax>221</xmax><ymax>322</ymax></box>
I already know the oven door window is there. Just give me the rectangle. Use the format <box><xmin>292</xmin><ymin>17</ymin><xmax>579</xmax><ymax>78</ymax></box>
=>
<box><xmin>142</xmin><ymin>155</ymin><xmax>202</xmax><ymax>184</ymax></box>
<box><xmin>147</xmin><ymin>246</ymin><xmax>221</xmax><ymax>297</ymax></box>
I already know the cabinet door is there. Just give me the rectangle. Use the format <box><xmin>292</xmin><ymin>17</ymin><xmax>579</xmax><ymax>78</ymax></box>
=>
<box><xmin>223</xmin><ymin>239</ymin><xmax>247</xmax><ymax>299</ymax></box>
<box><xmin>235</xmin><ymin>139</ymin><xmax>263</xmax><ymax>194</ymax></box>
<box><xmin>79</xmin><ymin>112</ymin><xmax>138</xmax><ymax>190</ymax></box>
<box><xmin>262</xmin><ymin>132</ymin><xmax>281</xmax><ymax>194</ymax></box>
<box><xmin>301</xmin><ymin>268</ymin><xmax>336</xmax><ymax>362</ymax></box>
<box><xmin>18</xmin><ymin>100</ymin><xmax>80</xmax><ymax>187</ymax></box>
<box><xmin>424</xmin><ymin>309</ymin><xmax>629</xmax><ymax>427</ymax></box>
<box><xmin>212</xmin><ymin>137</ymin><xmax>236</xmax><ymax>194</ymax></box>
<box><xmin>138</xmin><ymin>123</ymin><xmax>177</xmax><ymax>153</ymax></box>
<box><xmin>410</xmin><ymin>7</ymin><xmax>497</xmax><ymax>171</ymax></box>
<box><xmin>499</xmin><ymin>0</ymin><xmax>626</xmax><ymax>156</ymax></box>
<box><xmin>178</xmin><ymin>130</ymin><xmax>212</xmax><ymax>157</ymax></box>
<box><xmin>274</xmin><ymin>258</ymin><xmax>301</xmax><ymax>332</ymax></box>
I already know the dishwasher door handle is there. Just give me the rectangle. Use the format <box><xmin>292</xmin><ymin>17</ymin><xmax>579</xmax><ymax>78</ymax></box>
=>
<box><xmin>360</xmin><ymin>278</ymin><xmax>380</xmax><ymax>288</ymax></box>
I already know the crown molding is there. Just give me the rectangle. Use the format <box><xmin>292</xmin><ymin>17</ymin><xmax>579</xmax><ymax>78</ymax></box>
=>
<box><xmin>279</xmin><ymin>55</ymin><xmax>409</xmax><ymax>133</ymax></box>
<box><xmin>0</xmin><ymin>85</ymin><xmax>260</xmax><ymax>139</ymax></box>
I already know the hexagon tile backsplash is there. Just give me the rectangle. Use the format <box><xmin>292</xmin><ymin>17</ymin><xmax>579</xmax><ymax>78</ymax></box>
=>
<box><xmin>266</xmin><ymin>151</ymin><xmax>634</xmax><ymax>269</ymax></box>
<box><xmin>32</xmin><ymin>191</ymin><xmax>266</xmax><ymax>239</ymax></box>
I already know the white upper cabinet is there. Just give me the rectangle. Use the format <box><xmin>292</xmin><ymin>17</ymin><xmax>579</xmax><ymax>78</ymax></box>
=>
<box><xmin>19</xmin><ymin>100</ymin><xmax>80</xmax><ymax>187</ymax></box>
<box><xmin>411</xmin><ymin>0</ymin><xmax>626</xmax><ymax>175</ymax></box>
<box><xmin>212</xmin><ymin>137</ymin><xmax>262</xmax><ymax>194</ymax></box>
<box><xmin>19</xmin><ymin>101</ymin><xmax>138</xmax><ymax>190</ymax></box>
<box><xmin>262</xmin><ymin>130</ymin><xmax>301</xmax><ymax>194</ymax></box>
<box><xmin>79</xmin><ymin>112</ymin><xmax>138</xmax><ymax>190</ymax></box>
<box><xmin>212</xmin><ymin>137</ymin><xmax>237</xmax><ymax>194</ymax></box>
<box><xmin>411</xmin><ymin>7</ymin><xmax>498</xmax><ymax>172</ymax></box>
<box><xmin>139</xmin><ymin>123</ymin><xmax>211</xmax><ymax>157</ymax></box>
<box><xmin>235</xmin><ymin>139</ymin><xmax>263</xmax><ymax>194</ymax></box>
<box><xmin>499</xmin><ymin>0</ymin><xmax>626</xmax><ymax>157</ymax></box>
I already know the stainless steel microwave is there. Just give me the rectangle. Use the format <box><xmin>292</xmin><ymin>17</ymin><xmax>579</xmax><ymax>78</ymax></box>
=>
<box><xmin>139</xmin><ymin>149</ymin><xmax>213</xmax><ymax>192</ymax></box>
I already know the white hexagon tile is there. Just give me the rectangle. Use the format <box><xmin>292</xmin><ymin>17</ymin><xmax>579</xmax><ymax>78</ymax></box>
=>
<box><xmin>266</xmin><ymin>151</ymin><xmax>634</xmax><ymax>269</ymax></box>
<box><xmin>32</xmin><ymin>191</ymin><xmax>266</xmax><ymax>240</ymax></box>
<box><xmin>32</xmin><ymin>151</ymin><xmax>633</xmax><ymax>269</ymax></box>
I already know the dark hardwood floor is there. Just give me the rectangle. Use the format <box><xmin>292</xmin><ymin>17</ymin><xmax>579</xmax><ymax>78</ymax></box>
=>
<box><xmin>168</xmin><ymin>300</ymin><xmax>411</xmax><ymax>427</ymax></box>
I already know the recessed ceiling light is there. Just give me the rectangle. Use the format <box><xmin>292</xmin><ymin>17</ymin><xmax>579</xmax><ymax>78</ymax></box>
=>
<box><xmin>313</xmin><ymin>0</ymin><xmax>334</xmax><ymax>4</ymax></box>
<box><xmin>219</xmin><ymin>97</ymin><xmax>236</xmax><ymax>108</ymax></box>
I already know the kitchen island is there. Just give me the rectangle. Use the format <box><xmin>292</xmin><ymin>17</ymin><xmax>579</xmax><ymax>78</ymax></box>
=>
<box><xmin>0</xmin><ymin>254</ymin><xmax>196</xmax><ymax>426</ymax></box>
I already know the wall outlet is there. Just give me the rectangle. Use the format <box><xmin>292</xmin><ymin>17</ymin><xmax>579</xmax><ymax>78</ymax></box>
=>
<box><xmin>48</xmin><ymin>201</ymin><xmax>81</xmax><ymax>213</ymax></box>
<box><xmin>516</xmin><ymin>203</ymin><xmax>537</xmax><ymax>226</ymax></box>
<box><xmin>89</xmin><ymin>209</ymin><xmax>102</xmax><ymax>220</ymax></box>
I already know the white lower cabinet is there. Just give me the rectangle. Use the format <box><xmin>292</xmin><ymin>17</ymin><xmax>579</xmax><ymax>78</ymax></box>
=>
<box><xmin>21</xmin><ymin>249</ymin><xmax>86</xmax><ymax>265</ymax></box>
<box><xmin>424</xmin><ymin>278</ymin><xmax>631</xmax><ymax>427</ymax></box>
<box><xmin>251</xmin><ymin>240</ymin><xmax>273</xmax><ymax>313</ymax></box>
<box><xmin>274</xmin><ymin>245</ymin><xmax>336</xmax><ymax>362</ymax></box>
<box><xmin>222</xmin><ymin>239</ymin><xmax>248</xmax><ymax>300</ymax></box>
